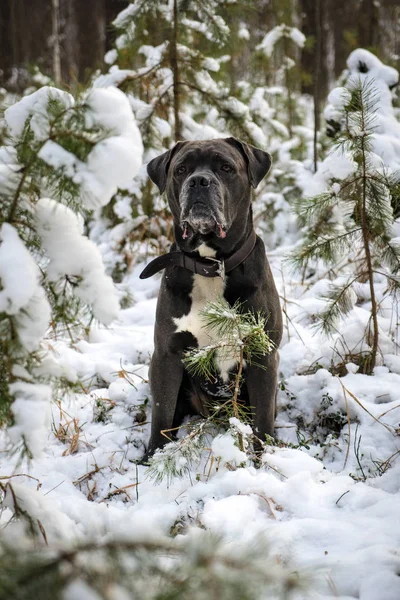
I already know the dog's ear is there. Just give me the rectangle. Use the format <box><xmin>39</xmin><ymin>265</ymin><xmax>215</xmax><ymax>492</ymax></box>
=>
<box><xmin>224</xmin><ymin>137</ymin><xmax>272</xmax><ymax>189</ymax></box>
<box><xmin>147</xmin><ymin>141</ymin><xmax>187</xmax><ymax>193</ymax></box>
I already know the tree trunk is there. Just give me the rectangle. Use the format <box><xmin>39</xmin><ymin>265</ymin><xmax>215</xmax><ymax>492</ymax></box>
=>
<box><xmin>359</xmin><ymin>97</ymin><xmax>379</xmax><ymax>373</ymax></box>
<box><xmin>0</xmin><ymin>0</ymin><xmax>51</xmax><ymax>91</ymax></box>
<box><xmin>52</xmin><ymin>0</ymin><xmax>62</xmax><ymax>84</ymax></box>
<box><xmin>313</xmin><ymin>0</ymin><xmax>322</xmax><ymax>172</ymax></box>
<box><xmin>358</xmin><ymin>0</ymin><xmax>380</xmax><ymax>51</ymax></box>
<box><xmin>171</xmin><ymin>0</ymin><xmax>182</xmax><ymax>141</ymax></box>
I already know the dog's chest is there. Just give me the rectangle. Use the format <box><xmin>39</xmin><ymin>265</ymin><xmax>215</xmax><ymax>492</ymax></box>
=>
<box><xmin>174</xmin><ymin>273</ymin><xmax>224</xmax><ymax>348</ymax></box>
<box><xmin>173</xmin><ymin>244</ymin><xmax>236</xmax><ymax>381</ymax></box>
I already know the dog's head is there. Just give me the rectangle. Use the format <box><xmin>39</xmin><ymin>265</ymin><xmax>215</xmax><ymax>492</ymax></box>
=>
<box><xmin>147</xmin><ymin>137</ymin><xmax>271</xmax><ymax>249</ymax></box>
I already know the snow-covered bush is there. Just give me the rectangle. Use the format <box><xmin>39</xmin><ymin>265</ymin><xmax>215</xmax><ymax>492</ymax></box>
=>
<box><xmin>0</xmin><ymin>85</ymin><xmax>143</xmax><ymax>456</ymax></box>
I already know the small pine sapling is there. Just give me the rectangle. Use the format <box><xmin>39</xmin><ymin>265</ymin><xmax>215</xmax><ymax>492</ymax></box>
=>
<box><xmin>146</xmin><ymin>299</ymin><xmax>275</xmax><ymax>483</ymax></box>
<box><xmin>0</xmin><ymin>86</ymin><xmax>142</xmax><ymax>457</ymax></box>
<box><xmin>291</xmin><ymin>79</ymin><xmax>400</xmax><ymax>373</ymax></box>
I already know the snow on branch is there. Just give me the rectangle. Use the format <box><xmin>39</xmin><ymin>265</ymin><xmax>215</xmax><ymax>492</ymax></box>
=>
<box><xmin>257</xmin><ymin>25</ymin><xmax>306</xmax><ymax>58</ymax></box>
<box><xmin>36</xmin><ymin>198</ymin><xmax>119</xmax><ymax>325</ymax></box>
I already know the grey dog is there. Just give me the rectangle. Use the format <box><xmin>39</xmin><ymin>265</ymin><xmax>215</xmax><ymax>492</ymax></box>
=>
<box><xmin>140</xmin><ymin>137</ymin><xmax>283</xmax><ymax>457</ymax></box>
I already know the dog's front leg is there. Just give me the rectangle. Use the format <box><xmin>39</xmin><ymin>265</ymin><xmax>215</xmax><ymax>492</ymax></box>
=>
<box><xmin>245</xmin><ymin>350</ymin><xmax>279</xmax><ymax>443</ymax></box>
<box><xmin>146</xmin><ymin>350</ymin><xmax>184</xmax><ymax>457</ymax></box>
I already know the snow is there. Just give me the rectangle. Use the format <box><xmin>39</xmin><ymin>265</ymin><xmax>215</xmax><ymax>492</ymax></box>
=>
<box><xmin>6</xmin><ymin>86</ymin><xmax>143</xmax><ymax>210</ymax></box>
<box><xmin>346</xmin><ymin>48</ymin><xmax>398</xmax><ymax>89</ymax></box>
<box><xmin>238</xmin><ymin>24</ymin><xmax>250</xmax><ymax>40</ymax></box>
<box><xmin>0</xmin><ymin>223</ymin><xmax>50</xmax><ymax>350</ymax></box>
<box><xmin>0</xmin><ymin>224</ymin><xmax>41</xmax><ymax>315</ymax></box>
<box><xmin>36</xmin><ymin>198</ymin><xmax>119</xmax><ymax>325</ymax></box>
<box><xmin>4</xmin><ymin>86</ymin><xmax>74</xmax><ymax>140</ymax></box>
<box><xmin>112</xmin><ymin>3</ymin><xmax>139</xmax><ymax>29</ymax></box>
<box><xmin>324</xmin><ymin>86</ymin><xmax>352</xmax><ymax>123</ymax></box>
<box><xmin>64</xmin><ymin>581</ymin><xmax>103</xmax><ymax>600</ymax></box>
<box><xmin>1</xmin><ymin>244</ymin><xmax>400</xmax><ymax>598</ymax></box>
<box><xmin>104</xmin><ymin>49</ymin><xmax>118</xmax><ymax>65</ymax></box>
<box><xmin>92</xmin><ymin>67</ymin><xmax>136</xmax><ymax>89</ymax></box>
<box><xmin>211</xmin><ymin>432</ymin><xmax>248</xmax><ymax>465</ymax></box>
<box><xmin>257</xmin><ymin>25</ymin><xmax>306</xmax><ymax>57</ymax></box>
<box><xmin>80</xmin><ymin>87</ymin><xmax>144</xmax><ymax>207</ymax></box>
<box><xmin>7</xmin><ymin>382</ymin><xmax>52</xmax><ymax>457</ymax></box>
<box><xmin>257</xmin><ymin>27</ymin><xmax>284</xmax><ymax>57</ymax></box>
<box><xmin>324</xmin><ymin>48</ymin><xmax>400</xmax><ymax>172</ymax></box>
<box><xmin>52</xmin><ymin>93</ymin><xmax>139</xmax><ymax>207</ymax></box>
<box><xmin>296</xmin><ymin>147</ymin><xmax>357</xmax><ymax>197</ymax></box>
<box><xmin>289</xmin><ymin>27</ymin><xmax>307</xmax><ymax>49</ymax></box>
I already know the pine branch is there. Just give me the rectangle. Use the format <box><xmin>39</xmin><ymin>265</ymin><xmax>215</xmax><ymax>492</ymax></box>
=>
<box><xmin>381</xmin><ymin>240</ymin><xmax>400</xmax><ymax>275</ymax></box>
<box><xmin>0</xmin><ymin>523</ymin><xmax>303</xmax><ymax>600</ymax></box>
<box><xmin>294</xmin><ymin>192</ymin><xmax>337</xmax><ymax>227</ymax></box>
<box><xmin>364</xmin><ymin>176</ymin><xmax>393</xmax><ymax>237</ymax></box>
<box><xmin>290</xmin><ymin>228</ymin><xmax>362</xmax><ymax>270</ymax></box>
<box><xmin>146</xmin><ymin>421</ymin><xmax>207</xmax><ymax>484</ymax></box>
<box><xmin>183</xmin><ymin>299</ymin><xmax>274</xmax><ymax>382</ymax></box>
<box><xmin>318</xmin><ymin>276</ymin><xmax>360</xmax><ymax>335</ymax></box>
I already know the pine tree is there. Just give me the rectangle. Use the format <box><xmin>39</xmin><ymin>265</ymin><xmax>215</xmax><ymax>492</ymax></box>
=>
<box><xmin>256</xmin><ymin>22</ymin><xmax>306</xmax><ymax>137</ymax></box>
<box><xmin>0</xmin><ymin>84</ymin><xmax>142</xmax><ymax>456</ymax></box>
<box><xmin>93</xmin><ymin>0</ymin><xmax>293</xmax><ymax>276</ymax></box>
<box><xmin>291</xmin><ymin>79</ymin><xmax>400</xmax><ymax>374</ymax></box>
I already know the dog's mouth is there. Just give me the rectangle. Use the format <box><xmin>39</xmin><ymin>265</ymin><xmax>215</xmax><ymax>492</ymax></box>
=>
<box><xmin>181</xmin><ymin>218</ymin><xmax>227</xmax><ymax>240</ymax></box>
<box><xmin>180</xmin><ymin>198</ymin><xmax>227</xmax><ymax>240</ymax></box>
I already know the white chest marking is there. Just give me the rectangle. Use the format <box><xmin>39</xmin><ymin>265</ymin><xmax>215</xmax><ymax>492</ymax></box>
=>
<box><xmin>174</xmin><ymin>243</ymin><xmax>237</xmax><ymax>381</ymax></box>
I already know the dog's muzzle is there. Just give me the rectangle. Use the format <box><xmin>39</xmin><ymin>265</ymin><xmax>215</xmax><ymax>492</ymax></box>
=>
<box><xmin>180</xmin><ymin>172</ymin><xmax>226</xmax><ymax>239</ymax></box>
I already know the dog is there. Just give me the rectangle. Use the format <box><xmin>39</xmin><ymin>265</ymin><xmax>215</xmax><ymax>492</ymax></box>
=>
<box><xmin>140</xmin><ymin>137</ymin><xmax>283</xmax><ymax>457</ymax></box>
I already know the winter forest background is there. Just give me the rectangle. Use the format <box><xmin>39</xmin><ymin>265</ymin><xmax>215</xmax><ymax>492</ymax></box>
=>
<box><xmin>1</xmin><ymin>1</ymin><xmax>400</xmax><ymax>599</ymax></box>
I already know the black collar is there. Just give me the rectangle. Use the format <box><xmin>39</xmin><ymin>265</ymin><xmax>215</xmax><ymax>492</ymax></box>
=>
<box><xmin>139</xmin><ymin>230</ymin><xmax>257</xmax><ymax>280</ymax></box>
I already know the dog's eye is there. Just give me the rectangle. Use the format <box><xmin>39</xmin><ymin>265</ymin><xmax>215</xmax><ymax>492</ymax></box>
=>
<box><xmin>221</xmin><ymin>164</ymin><xmax>234</xmax><ymax>173</ymax></box>
<box><xmin>176</xmin><ymin>165</ymin><xmax>187</xmax><ymax>175</ymax></box>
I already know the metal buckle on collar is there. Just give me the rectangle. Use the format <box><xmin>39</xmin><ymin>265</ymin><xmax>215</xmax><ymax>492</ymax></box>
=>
<box><xmin>203</xmin><ymin>257</ymin><xmax>225</xmax><ymax>279</ymax></box>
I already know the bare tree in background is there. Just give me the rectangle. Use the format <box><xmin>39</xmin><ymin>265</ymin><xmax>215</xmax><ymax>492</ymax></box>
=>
<box><xmin>52</xmin><ymin>0</ymin><xmax>61</xmax><ymax>84</ymax></box>
<box><xmin>313</xmin><ymin>0</ymin><xmax>321</xmax><ymax>172</ymax></box>
<box><xmin>0</xmin><ymin>0</ymin><xmax>399</xmax><ymax>93</ymax></box>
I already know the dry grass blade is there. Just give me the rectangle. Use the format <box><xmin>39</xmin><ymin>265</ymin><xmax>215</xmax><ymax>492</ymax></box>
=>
<box><xmin>100</xmin><ymin>482</ymin><xmax>139</xmax><ymax>502</ymax></box>
<box><xmin>378</xmin><ymin>403</ymin><xmax>400</xmax><ymax>419</ymax></box>
<box><xmin>73</xmin><ymin>466</ymin><xmax>103</xmax><ymax>486</ymax></box>
<box><xmin>58</xmin><ymin>417</ymin><xmax>81</xmax><ymax>456</ymax></box>
<box><xmin>0</xmin><ymin>473</ymin><xmax>42</xmax><ymax>491</ymax></box>
<box><xmin>338</xmin><ymin>379</ymin><xmax>352</xmax><ymax>470</ymax></box>
<box><xmin>244</xmin><ymin>491</ymin><xmax>279</xmax><ymax>519</ymax></box>
<box><xmin>338</xmin><ymin>379</ymin><xmax>395</xmax><ymax>434</ymax></box>
<box><xmin>53</xmin><ymin>404</ymin><xmax>93</xmax><ymax>455</ymax></box>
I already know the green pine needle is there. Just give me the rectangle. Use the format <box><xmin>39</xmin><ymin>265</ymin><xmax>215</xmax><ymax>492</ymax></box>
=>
<box><xmin>182</xmin><ymin>299</ymin><xmax>274</xmax><ymax>382</ymax></box>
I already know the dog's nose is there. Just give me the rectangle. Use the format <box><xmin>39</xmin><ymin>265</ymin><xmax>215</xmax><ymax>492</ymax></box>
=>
<box><xmin>188</xmin><ymin>175</ymin><xmax>211</xmax><ymax>188</ymax></box>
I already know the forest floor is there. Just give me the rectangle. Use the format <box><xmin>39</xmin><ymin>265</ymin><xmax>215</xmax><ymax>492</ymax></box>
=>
<box><xmin>1</xmin><ymin>246</ymin><xmax>400</xmax><ymax>600</ymax></box>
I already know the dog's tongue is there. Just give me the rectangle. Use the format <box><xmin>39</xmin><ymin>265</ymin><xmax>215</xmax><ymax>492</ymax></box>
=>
<box><xmin>217</xmin><ymin>223</ymin><xmax>227</xmax><ymax>239</ymax></box>
<box><xmin>182</xmin><ymin>222</ymin><xmax>191</xmax><ymax>239</ymax></box>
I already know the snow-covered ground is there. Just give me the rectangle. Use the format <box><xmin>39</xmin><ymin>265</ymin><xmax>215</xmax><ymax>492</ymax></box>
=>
<box><xmin>2</xmin><ymin>246</ymin><xmax>400</xmax><ymax>600</ymax></box>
